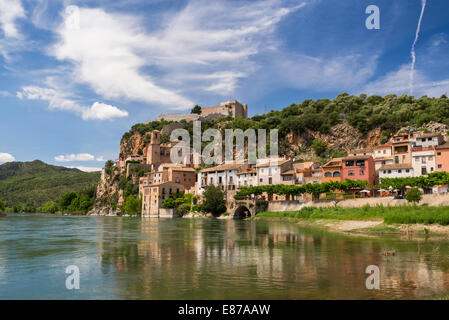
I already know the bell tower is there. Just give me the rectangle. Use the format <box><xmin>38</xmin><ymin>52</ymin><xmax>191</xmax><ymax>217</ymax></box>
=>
<box><xmin>146</xmin><ymin>130</ymin><xmax>161</xmax><ymax>165</ymax></box>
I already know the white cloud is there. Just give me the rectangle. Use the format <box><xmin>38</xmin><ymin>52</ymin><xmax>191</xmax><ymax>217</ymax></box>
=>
<box><xmin>52</xmin><ymin>7</ymin><xmax>193</xmax><ymax>109</ymax></box>
<box><xmin>147</xmin><ymin>0</ymin><xmax>306</xmax><ymax>95</ymax></box>
<box><xmin>55</xmin><ymin>153</ymin><xmax>107</xmax><ymax>162</ymax></box>
<box><xmin>0</xmin><ymin>0</ymin><xmax>25</xmax><ymax>38</ymax></box>
<box><xmin>17</xmin><ymin>85</ymin><xmax>128</xmax><ymax>120</ymax></box>
<box><xmin>55</xmin><ymin>153</ymin><xmax>95</xmax><ymax>162</ymax></box>
<box><xmin>65</xmin><ymin>166</ymin><xmax>102</xmax><ymax>172</ymax></box>
<box><xmin>81</xmin><ymin>102</ymin><xmax>128</xmax><ymax>120</ymax></box>
<box><xmin>363</xmin><ymin>65</ymin><xmax>449</xmax><ymax>97</ymax></box>
<box><xmin>0</xmin><ymin>152</ymin><xmax>15</xmax><ymax>163</ymax></box>
<box><xmin>46</xmin><ymin>1</ymin><xmax>304</xmax><ymax>109</ymax></box>
<box><xmin>0</xmin><ymin>90</ymin><xmax>9</xmax><ymax>97</ymax></box>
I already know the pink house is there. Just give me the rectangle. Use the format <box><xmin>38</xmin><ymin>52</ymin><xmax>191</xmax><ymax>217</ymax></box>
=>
<box><xmin>341</xmin><ymin>155</ymin><xmax>376</xmax><ymax>185</ymax></box>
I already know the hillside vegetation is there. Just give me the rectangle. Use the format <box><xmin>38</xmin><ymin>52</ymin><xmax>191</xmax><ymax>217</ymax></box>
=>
<box><xmin>0</xmin><ymin>160</ymin><xmax>100</xmax><ymax>208</ymax></box>
<box><xmin>120</xmin><ymin>93</ymin><xmax>449</xmax><ymax>160</ymax></box>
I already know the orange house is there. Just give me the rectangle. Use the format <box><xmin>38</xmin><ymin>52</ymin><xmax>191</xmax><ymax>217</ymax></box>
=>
<box><xmin>392</xmin><ymin>134</ymin><xmax>411</xmax><ymax>165</ymax></box>
<box><xmin>322</xmin><ymin>158</ymin><xmax>343</xmax><ymax>182</ymax></box>
<box><xmin>436</xmin><ymin>142</ymin><xmax>449</xmax><ymax>172</ymax></box>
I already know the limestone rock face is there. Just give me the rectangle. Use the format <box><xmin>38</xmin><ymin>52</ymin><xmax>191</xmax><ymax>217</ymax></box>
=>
<box><xmin>120</xmin><ymin>132</ymin><xmax>147</xmax><ymax>157</ymax></box>
<box><xmin>286</xmin><ymin>121</ymin><xmax>382</xmax><ymax>155</ymax></box>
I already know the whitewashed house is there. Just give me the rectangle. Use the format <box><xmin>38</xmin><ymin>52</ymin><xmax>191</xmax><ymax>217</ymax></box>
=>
<box><xmin>196</xmin><ymin>162</ymin><xmax>244</xmax><ymax>196</ymax></box>
<box><xmin>410</xmin><ymin>133</ymin><xmax>444</xmax><ymax>148</ymax></box>
<box><xmin>237</xmin><ymin>169</ymin><xmax>258</xmax><ymax>188</ymax></box>
<box><xmin>379</xmin><ymin>164</ymin><xmax>413</xmax><ymax>180</ymax></box>
<box><xmin>256</xmin><ymin>158</ymin><xmax>292</xmax><ymax>185</ymax></box>
<box><xmin>411</xmin><ymin>147</ymin><xmax>436</xmax><ymax>176</ymax></box>
<box><xmin>373</xmin><ymin>144</ymin><xmax>394</xmax><ymax>171</ymax></box>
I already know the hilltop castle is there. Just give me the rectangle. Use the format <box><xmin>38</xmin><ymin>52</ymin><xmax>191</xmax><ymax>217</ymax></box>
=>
<box><xmin>155</xmin><ymin>100</ymin><xmax>248</xmax><ymax>123</ymax></box>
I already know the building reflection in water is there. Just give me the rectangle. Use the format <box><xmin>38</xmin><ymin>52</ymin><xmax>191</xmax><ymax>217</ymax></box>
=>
<box><xmin>98</xmin><ymin>218</ymin><xmax>449</xmax><ymax>299</ymax></box>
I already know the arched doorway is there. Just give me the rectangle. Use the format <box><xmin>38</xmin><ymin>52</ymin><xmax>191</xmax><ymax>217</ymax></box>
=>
<box><xmin>234</xmin><ymin>206</ymin><xmax>251</xmax><ymax>219</ymax></box>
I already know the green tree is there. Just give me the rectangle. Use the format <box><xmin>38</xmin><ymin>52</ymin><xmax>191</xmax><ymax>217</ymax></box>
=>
<box><xmin>60</xmin><ymin>192</ymin><xmax>78</xmax><ymax>210</ymax></box>
<box><xmin>123</xmin><ymin>195</ymin><xmax>142</xmax><ymax>215</ymax></box>
<box><xmin>202</xmin><ymin>185</ymin><xmax>227</xmax><ymax>216</ymax></box>
<box><xmin>191</xmin><ymin>105</ymin><xmax>202</xmax><ymax>114</ymax></box>
<box><xmin>160</xmin><ymin>133</ymin><xmax>170</xmax><ymax>144</ymax></box>
<box><xmin>0</xmin><ymin>200</ymin><xmax>5</xmax><ymax>212</ymax></box>
<box><xmin>41</xmin><ymin>201</ymin><xmax>58</xmax><ymax>214</ymax></box>
<box><xmin>311</xmin><ymin>139</ymin><xmax>328</xmax><ymax>157</ymax></box>
<box><xmin>177</xmin><ymin>203</ymin><xmax>191</xmax><ymax>216</ymax></box>
<box><xmin>406</xmin><ymin>187</ymin><xmax>422</xmax><ymax>204</ymax></box>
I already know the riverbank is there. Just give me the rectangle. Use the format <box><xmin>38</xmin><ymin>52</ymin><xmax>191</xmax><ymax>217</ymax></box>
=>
<box><xmin>252</xmin><ymin>205</ymin><xmax>449</xmax><ymax>236</ymax></box>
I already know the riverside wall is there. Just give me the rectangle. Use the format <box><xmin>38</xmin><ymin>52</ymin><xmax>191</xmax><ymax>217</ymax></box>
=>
<box><xmin>266</xmin><ymin>193</ymin><xmax>449</xmax><ymax>212</ymax></box>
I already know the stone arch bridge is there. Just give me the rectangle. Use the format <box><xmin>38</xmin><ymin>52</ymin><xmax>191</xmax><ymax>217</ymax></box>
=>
<box><xmin>231</xmin><ymin>200</ymin><xmax>267</xmax><ymax>219</ymax></box>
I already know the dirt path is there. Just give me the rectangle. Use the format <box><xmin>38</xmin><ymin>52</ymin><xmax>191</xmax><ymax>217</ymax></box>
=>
<box><xmin>320</xmin><ymin>220</ymin><xmax>383</xmax><ymax>232</ymax></box>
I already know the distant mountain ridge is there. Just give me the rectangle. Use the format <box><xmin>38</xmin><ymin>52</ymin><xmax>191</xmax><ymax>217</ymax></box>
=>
<box><xmin>0</xmin><ymin>160</ymin><xmax>100</xmax><ymax>207</ymax></box>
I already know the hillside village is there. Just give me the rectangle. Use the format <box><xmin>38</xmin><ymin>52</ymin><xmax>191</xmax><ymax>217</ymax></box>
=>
<box><xmin>92</xmin><ymin>98</ymin><xmax>449</xmax><ymax>218</ymax></box>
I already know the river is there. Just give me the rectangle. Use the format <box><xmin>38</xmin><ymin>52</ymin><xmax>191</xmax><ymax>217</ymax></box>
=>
<box><xmin>0</xmin><ymin>214</ymin><xmax>449</xmax><ymax>299</ymax></box>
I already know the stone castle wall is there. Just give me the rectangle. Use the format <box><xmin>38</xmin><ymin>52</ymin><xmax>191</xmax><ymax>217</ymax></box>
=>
<box><xmin>155</xmin><ymin>100</ymin><xmax>248</xmax><ymax>123</ymax></box>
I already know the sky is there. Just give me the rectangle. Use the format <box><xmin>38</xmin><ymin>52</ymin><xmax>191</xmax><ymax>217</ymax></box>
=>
<box><xmin>1</xmin><ymin>0</ymin><xmax>449</xmax><ymax>171</ymax></box>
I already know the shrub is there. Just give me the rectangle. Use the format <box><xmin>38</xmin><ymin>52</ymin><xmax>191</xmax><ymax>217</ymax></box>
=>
<box><xmin>311</xmin><ymin>139</ymin><xmax>328</xmax><ymax>157</ymax></box>
<box><xmin>123</xmin><ymin>195</ymin><xmax>142</xmax><ymax>214</ymax></box>
<box><xmin>177</xmin><ymin>203</ymin><xmax>191</xmax><ymax>216</ymax></box>
<box><xmin>406</xmin><ymin>187</ymin><xmax>422</xmax><ymax>204</ymax></box>
<box><xmin>202</xmin><ymin>185</ymin><xmax>227</xmax><ymax>216</ymax></box>
<box><xmin>41</xmin><ymin>201</ymin><xmax>58</xmax><ymax>214</ymax></box>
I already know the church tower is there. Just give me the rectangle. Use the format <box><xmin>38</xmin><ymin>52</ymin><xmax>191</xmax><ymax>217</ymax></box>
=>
<box><xmin>146</xmin><ymin>130</ymin><xmax>161</xmax><ymax>166</ymax></box>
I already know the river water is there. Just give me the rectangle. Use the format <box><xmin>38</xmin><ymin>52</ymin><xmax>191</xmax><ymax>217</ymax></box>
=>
<box><xmin>0</xmin><ymin>214</ymin><xmax>449</xmax><ymax>299</ymax></box>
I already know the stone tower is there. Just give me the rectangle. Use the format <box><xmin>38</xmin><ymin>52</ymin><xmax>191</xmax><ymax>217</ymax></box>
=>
<box><xmin>146</xmin><ymin>130</ymin><xmax>161</xmax><ymax>165</ymax></box>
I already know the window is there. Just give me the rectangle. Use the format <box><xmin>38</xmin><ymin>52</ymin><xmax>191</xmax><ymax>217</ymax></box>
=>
<box><xmin>324</xmin><ymin>171</ymin><xmax>332</xmax><ymax>177</ymax></box>
<box><xmin>438</xmin><ymin>164</ymin><xmax>443</xmax><ymax>169</ymax></box>
<box><xmin>383</xmin><ymin>150</ymin><xmax>386</xmax><ymax>154</ymax></box>
<box><xmin>383</xmin><ymin>170</ymin><xmax>386</xmax><ymax>174</ymax></box>
<box><xmin>356</xmin><ymin>160</ymin><xmax>365</xmax><ymax>167</ymax></box>
<box><xmin>428</xmin><ymin>156</ymin><xmax>433</xmax><ymax>161</ymax></box>
<box><xmin>398</xmin><ymin>170</ymin><xmax>402</xmax><ymax>173</ymax></box>
<box><xmin>395</xmin><ymin>156</ymin><xmax>399</xmax><ymax>164</ymax></box>
<box><xmin>269</xmin><ymin>177</ymin><xmax>272</xmax><ymax>184</ymax></box>
<box><xmin>406</xmin><ymin>169</ymin><xmax>410</xmax><ymax>173</ymax></box>
<box><xmin>360</xmin><ymin>170</ymin><xmax>364</xmax><ymax>175</ymax></box>
<box><xmin>422</xmin><ymin>167</ymin><xmax>427</xmax><ymax>175</ymax></box>
<box><xmin>259</xmin><ymin>178</ymin><xmax>263</xmax><ymax>183</ymax></box>
<box><xmin>333</xmin><ymin>171</ymin><xmax>341</xmax><ymax>177</ymax></box>
<box><xmin>345</xmin><ymin>160</ymin><xmax>355</xmax><ymax>167</ymax></box>
<box><xmin>348</xmin><ymin>170</ymin><xmax>355</xmax><ymax>176</ymax></box>
<box><xmin>388</xmin><ymin>170</ymin><xmax>392</xmax><ymax>174</ymax></box>
<box><xmin>422</xmin><ymin>157</ymin><xmax>426</xmax><ymax>164</ymax></box>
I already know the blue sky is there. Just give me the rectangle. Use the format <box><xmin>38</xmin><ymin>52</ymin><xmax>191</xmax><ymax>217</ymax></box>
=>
<box><xmin>1</xmin><ymin>0</ymin><xmax>449</xmax><ymax>171</ymax></box>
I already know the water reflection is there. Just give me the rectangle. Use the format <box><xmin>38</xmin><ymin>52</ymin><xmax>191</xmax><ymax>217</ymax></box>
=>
<box><xmin>1</xmin><ymin>215</ymin><xmax>449</xmax><ymax>299</ymax></box>
<box><xmin>99</xmin><ymin>218</ymin><xmax>449</xmax><ymax>300</ymax></box>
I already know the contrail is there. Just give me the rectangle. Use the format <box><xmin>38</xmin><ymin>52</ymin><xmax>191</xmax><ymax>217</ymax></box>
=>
<box><xmin>409</xmin><ymin>0</ymin><xmax>427</xmax><ymax>95</ymax></box>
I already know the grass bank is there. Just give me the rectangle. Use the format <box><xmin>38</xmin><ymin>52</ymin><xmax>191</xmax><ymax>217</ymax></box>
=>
<box><xmin>254</xmin><ymin>205</ymin><xmax>449</xmax><ymax>235</ymax></box>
